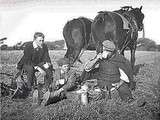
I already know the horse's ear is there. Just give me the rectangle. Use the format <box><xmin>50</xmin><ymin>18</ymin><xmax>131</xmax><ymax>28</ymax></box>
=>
<box><xmin>140</xmin><ymin>6</ymin><xmax>143</xmax><ymax>11</ymax></box>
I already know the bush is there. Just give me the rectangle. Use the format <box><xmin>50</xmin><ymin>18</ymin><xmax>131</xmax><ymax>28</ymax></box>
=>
<box><xmin>0</xmin><ymin>44</ymin><xmax>8</xmax><ymax>50</ymax></box>
<box><xmin>157</xmin><ymin>45</ymin><xmax>160</xmax><ymax>51</ymax></box>
<box><xmin>45</xmin><ymin>40</ymin><xmax>65</xmax><ymax>50</ymax></box>
<box><xmin>137</xmin><ymin>38</ymin><xmax>158</xmax><ymax>51</ymax></box>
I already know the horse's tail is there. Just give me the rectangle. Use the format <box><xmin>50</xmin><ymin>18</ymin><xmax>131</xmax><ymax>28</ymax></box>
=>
<box><xmin>91</xmin><ymin>11</ymin><xmax>116</xmax><ymax>53</ymax></box>
<box><xmin>63</xmin><ymin>21</ymin><xmax>73</xmax><ymax>48</ymax></box>
<box><xmin>78</xmin><ymin>17</ymin><xmax>92</xmax><ymax>49</ymax></box>
<box><xmin>63</xmin><ymin>18</ymin><xmax>84</xmax><ymax>64</ymax></box>
<box><xmin>63</xmin><ymin>20</ymin><xmax>75</xmax><ymax>59</ymax></box>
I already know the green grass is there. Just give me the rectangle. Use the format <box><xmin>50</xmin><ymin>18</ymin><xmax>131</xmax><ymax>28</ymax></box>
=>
<box><xmin>0</xmin><ymin>50</ymin><xmax>160</xmax><ymax>120</ymax></box>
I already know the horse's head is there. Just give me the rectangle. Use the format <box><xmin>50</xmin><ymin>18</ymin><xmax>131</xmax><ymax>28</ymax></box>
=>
<box><xmin>130</xmin><ymin>6</ymin><xmax>144</xmax><ymax>31</ymax></box>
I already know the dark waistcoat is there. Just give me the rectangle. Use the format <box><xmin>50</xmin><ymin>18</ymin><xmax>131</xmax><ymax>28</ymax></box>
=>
<box><xmin>98</xmin><ymin>59</ymin><xmax>120</xmax><ymax>85</ymax></box>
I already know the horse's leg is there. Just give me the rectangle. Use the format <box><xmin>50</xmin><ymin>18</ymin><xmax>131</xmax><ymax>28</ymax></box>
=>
<box><xmin>130</xmin><ymin>46</ymin><xmax>136</xmax><ymax>70</ymax></box>
<box><xmin>71</xmin><ymin>27</ymin><xmax>83</xmax><ymax>65</ymax></box>
<box><xmin>77</xmin><ymin>48</ymin><xmax>85</xmax><ymax>64</ymax></box>
<box><xmin>129</xmin><ymin>30</ymin><xmax>138</xmax><ymax>70</ymax></box>
<box><xmin>72</xmin><ymin>48</ymin><xmax>82</xmax><ymax>65</ymax></box>
<box><xmin>64</xmin><ymin>47</ymin><xmax>75</xmax><ymax>66</ymax></box>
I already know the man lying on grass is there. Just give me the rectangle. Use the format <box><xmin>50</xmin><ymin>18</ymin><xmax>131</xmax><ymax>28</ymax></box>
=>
<box><xmin>41</xmin><ymin>58</ymin><xmax>77</xmax><ymax>106</ymax></box>
<box><xmin>41</xmin><ymin>40</ymin><xmax>145</xmax><ymax>106</ymax></box>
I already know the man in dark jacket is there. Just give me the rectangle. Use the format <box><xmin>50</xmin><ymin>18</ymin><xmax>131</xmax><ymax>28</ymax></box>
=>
<box><xmin>84</xmin><ymin>40</ymin><xmax>135</xmax><ymax>102</ymax></box>
<box><xmin>17</xmin><ymin>32</ymin><xmax>53</xmax><ymax>92</ymax></box>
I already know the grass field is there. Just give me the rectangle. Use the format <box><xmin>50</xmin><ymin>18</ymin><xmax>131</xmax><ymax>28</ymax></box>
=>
<box><xmin>0</xmin><ymin>50</ymin><xmax>160</xmax><ymax>120</ymax></box>
<box><xmin>1</xmin><ymin>50</ymin><xmax>160</xmax><ymax>64</ymax></box>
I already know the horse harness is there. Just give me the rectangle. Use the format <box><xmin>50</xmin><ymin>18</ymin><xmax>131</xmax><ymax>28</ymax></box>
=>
<box><xmin>114</xmin><ymin>10</ymin><xmax>139</xmax><ymax>52</ymax></box>
<box><xmin>119</xmin><ymin>11</ymin><xmax>139</xmax><ymax>52</ymax></box>
<box><xmin>98</xmin><ymin>10</ymin><xmax>139</xmax><ymax>53</ymax></box>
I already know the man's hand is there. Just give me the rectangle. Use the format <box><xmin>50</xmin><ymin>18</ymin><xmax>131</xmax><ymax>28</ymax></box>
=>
<box><xmin>84</xmin><ymin>53</ymin><xmax>102</xmax><ymax>72</ymax></box>
<box><xmin>53</xmin><ymin>88</ymin><xmax>64</xmax><ymax>96</ymax></box>
<box><xmin>56</xmin><ymin>79</ymin><xmax>65</xmax><ymax>86</ymax></box>
<box><xmin>43</xmin><ymin>62</ymin><xmax>51</xmax><ymax>69</ymax></box>
<box><xmin>14</xmin><ymin>69</ymin><xmax>22</xmax><ymax>79</ymax></box>
<box><xmin>34</xmin><ymin>66</ymin><xmax>46</xmax><ymax>76</ymax></box>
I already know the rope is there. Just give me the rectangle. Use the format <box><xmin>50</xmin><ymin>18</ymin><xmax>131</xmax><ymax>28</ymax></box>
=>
<box><xmin>118</xmin><ymin>10</ymin><xmax>139</xmax><ymax>53</ymax></box>
<box><xmin>119</xmin><ymin>30</ymin><xmax>132</xmax><ymax>53</ymax></box>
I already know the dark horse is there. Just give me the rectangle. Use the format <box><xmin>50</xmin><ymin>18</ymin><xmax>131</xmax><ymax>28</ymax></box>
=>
<box><xmin>63</xmin><ymin>17</ymin><xmax>93</xmax><ymax>64</ymax></box>
<box><xmin>91</xmin><ymin>6</ymin><xmax>145</xmax><ymax>68</ymax></box>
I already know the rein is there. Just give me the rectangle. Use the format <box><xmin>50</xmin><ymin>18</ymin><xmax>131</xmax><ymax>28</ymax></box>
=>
<box><xmin>116</xmin><ymin>10</ymin><xmax>139</xmax><ymax>53</ymax></box>
<box><xmin>119</xmin><ymin>30</ymin><xmax>131</xmax><ymax>53</ymax></box>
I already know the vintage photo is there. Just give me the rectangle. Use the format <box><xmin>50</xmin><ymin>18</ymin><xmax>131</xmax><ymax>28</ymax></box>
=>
<box><xmin>0</xmin><ymin>0</ymin><xmax>160</xmax><ymax>120</ymax></box>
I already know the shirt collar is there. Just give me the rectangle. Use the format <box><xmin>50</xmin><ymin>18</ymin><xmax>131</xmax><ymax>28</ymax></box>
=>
<box><xmin>33</xmin><ymin>41</ymin><xmax>38</xmax><ymax>49</ymax></box>
<box><xmin>61</xmin><ymin>69</ymin><xmax>64</xmax><ymax>74</ymax></box>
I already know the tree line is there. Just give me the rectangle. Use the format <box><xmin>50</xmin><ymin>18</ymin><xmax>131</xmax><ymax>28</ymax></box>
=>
<box><xmin>0</xmin><ymin>40</ymin><xmax>65</xmax><ymax>50</ymax></box>
<box><xmin>1</xmin><ymin>38</ymin><xmax>160</xmax><ymax>51</ymax></box>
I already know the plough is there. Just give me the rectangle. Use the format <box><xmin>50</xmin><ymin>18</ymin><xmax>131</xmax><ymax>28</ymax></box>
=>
<box><xmin>0</xmin><ymin>71</ymin><xmax>29</xmax><ymax>99</ymax></box>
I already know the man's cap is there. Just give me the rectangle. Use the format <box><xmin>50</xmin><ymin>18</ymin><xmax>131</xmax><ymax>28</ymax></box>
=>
<box><xmin>57</xmin><ymin>58</ymin><xmax>70</xmax><ymax>66</ymax></box>
<box><xmin>102</xmin><ymin>40</ymin><xmax>116</xmax><ymax>51</ymax></box>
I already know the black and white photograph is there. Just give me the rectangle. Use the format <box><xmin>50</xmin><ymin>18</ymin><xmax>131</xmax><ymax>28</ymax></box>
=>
<box><xmin>0</xmin><ymin>0</ymin><xmax>160</xmax><ymax>120</ymax></box>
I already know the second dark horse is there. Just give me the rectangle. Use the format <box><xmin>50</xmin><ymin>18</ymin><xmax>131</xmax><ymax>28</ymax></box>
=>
<box><xmin>63</xmin><ymin>6</ymin><xmax>145</xmax><ymax>69</ymax></box>
<box><xmin>91</xmin><ymin>6</ymin><xmax>144</xmax><ymax>69</ymax></box>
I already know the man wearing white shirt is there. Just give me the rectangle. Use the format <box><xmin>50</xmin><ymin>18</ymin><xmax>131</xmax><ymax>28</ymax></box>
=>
<box><xmin>17</xmin><ymin>32</ymin><xmax>53</xmax><ymax>93</ymax></box>
<box><xmin>41</xmin><ymin>58</ymin><xmax>77</xmax><ymax>106</ymax></box>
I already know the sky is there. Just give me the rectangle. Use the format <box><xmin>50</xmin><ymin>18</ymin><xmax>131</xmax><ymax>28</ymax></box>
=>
<box><xmin>0</xmin><ymin>0</ymin><xmax>160</xmax><ymax>46</ymax></box>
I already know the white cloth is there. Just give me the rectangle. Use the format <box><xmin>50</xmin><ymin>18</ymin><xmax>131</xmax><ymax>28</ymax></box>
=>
<box><xmin>58</xmin><ymin>79</ymin><xmax>65</xmax><ymax>85</ymax></box>
<box><xmin>33</xmin><ymin>41</ymin><xmax>38</xmax><ymax>49</ymax></box>
<box><xmin>119</xmin><ymin>68</ymin><xmax>129</xmax><ymax>83</ymax></box>
<box><xmin>111</xmin><ymin>80</ymin><xmax>124</xmax><ymax>91</ymax></box>
<box><xmin>43</xmin><ymin>63</ymin><xmax>50</xmax><ymax>69</ymax></box>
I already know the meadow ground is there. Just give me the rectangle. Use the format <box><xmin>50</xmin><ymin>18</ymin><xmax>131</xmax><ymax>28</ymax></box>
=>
<box><xmin>0</xmin><ymin>50</ymin><xmax>160</xmax><ymax>120</ymax></box>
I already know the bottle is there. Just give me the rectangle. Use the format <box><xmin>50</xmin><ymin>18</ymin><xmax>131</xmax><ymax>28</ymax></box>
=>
<box><xmin>80</xmin><ymin>84</ymin><xmax>88</xmax><ymax>106</ymax></box>
<box><xmin>32</xmin><ymin>89</ymin><xmax>39</xmax><ymax>105</ymax></box>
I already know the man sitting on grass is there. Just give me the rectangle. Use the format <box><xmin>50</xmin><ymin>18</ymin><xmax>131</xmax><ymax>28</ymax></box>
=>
<box><xmin>83</xmin><ymin>40</ymin><xmax>136</xmax><ymax>103</ymax></box>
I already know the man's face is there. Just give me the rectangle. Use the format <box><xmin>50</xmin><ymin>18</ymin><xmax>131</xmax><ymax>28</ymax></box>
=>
<box><xmin>102</xmin><ymin>51</ymin><xmax>109</xmax><ymax>58</ymax></box>
<box><xmin>35</xmin><ymin>36</ymin><xmax>44</xmax><ymax>47</ymax></box>
<box><xmin>102</xmin><ymin>46</ymin><xmax>110</xmax><ymax>58</ymax></box>
<box><xmin>61</xmin><ymin>64</ymin><xmax>69</xmax><ymax>73</ymax></box>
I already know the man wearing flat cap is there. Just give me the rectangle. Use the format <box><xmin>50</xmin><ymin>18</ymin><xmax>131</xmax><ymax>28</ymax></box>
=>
<box><xmin>83</xmin><ymin>40</ymin><xmax>136</xmax><ymax>103</ymax></box>
<box><xmin>41</xmin><ymin>57</ymin><xmax>77</xmax><ymax>106</ymax></box>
